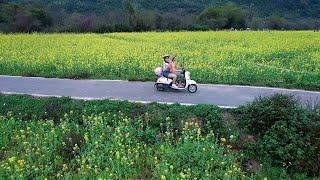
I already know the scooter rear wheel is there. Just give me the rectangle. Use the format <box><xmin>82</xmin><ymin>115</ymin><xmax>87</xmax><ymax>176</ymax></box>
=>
<box><xmin>155</xmin><ymin>83</ymin><xmax>165</xmax><ymax>91</ymax></box>
<box><xmin>188</xmin><ymin>84</ymin><xmax>197</xmax><ymax>93</ymax></box>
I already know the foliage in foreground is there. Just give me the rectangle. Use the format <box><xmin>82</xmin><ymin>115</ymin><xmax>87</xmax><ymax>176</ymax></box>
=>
<box><xmin>0</xmin><ymin>31</ymin><xmax>320</xmax><ymax>90</ymax></box>
<box><xmin>0</xmin><ymin>95</ymin><xmax>223</xmax><ymax>135</ymax></box>
<box><xmin>0</xmin><ymin>94</ymin><xmax>319</xmax><ymax>178</ymax></box>
<box><xmin>0</xmin><ymin>112</ymin><xmax>244</xmax><ymax>179</ymax></box>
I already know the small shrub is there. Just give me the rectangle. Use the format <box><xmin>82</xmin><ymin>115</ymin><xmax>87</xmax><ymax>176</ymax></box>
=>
<box><xmin>236</xmin><ymin>94</ymin><xmax>299</xmax><ymax>136</ymax></box>
<box><xmin>45</xmin><ymin>102</ymin><xmax>64</xmax><ymax>123</ymax></box>
<box><xmin>236</xmin><ymin>94</ymin><xmax>320</xmax><ymax>176</ymax></box>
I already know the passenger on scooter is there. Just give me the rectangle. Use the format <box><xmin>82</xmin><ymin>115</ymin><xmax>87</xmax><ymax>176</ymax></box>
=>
<box><xmin>162</xmin><ymin>54</ymin><xmax>170</xmax><ymax>71</ymax></box>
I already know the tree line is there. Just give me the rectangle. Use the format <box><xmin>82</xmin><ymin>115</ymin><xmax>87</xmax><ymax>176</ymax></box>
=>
<box><xmin>0</xmin><ymin>0</ymin><xmax>319</xmax><ymax>33</ymax></box>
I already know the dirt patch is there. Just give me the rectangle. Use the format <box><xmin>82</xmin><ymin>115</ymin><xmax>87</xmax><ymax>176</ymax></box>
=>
<box><xmin>0</xmin><ymin>154</ymin><xmax>3</xmax><ymax>162</ymax></box>
<box><xmin>138</xmin><ymin>164</ymin><xmax>153</xmax><ymax>179</ymax></box>
<box><xmin>222</xmin><ymin>111</ymin><xmax>238</xmax><ymax>128</ymax></box>
<box><xmin>235</xmin><ymin>134</ymin><xmax>256</xmax><ymax>149</ymax></box>
<box><xmin>223</xmin><ymin>111</ymin><xmax>234</xmax><ymax>121</ymax></box>
<box><xmin>241</xmin><ymin>134</ymin><xmax>256</xmax><ymax>143</ymax></box>
<box><xmin>245</xmin><ymin>159</ymin><xmax>262</xmax><ymax>173</ymax></box>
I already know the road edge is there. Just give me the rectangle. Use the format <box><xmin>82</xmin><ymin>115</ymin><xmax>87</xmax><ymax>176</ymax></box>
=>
<box><xmin>0</xmin><ymin>91</ymin><xmax>238</xmax><ymax>109</ymax></box>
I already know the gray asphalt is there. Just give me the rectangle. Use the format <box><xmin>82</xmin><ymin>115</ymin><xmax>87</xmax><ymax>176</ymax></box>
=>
<box><xmin>1</xmin><ymin>75</ymin><xmax>320</xmax><ymax>108</ymax></box>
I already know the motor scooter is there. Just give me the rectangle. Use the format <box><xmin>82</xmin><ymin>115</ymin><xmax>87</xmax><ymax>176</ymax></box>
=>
<box><xmin>154</xmin><ymin>68</ymin><xmax>198</xmax><ymax>93</ymax></box>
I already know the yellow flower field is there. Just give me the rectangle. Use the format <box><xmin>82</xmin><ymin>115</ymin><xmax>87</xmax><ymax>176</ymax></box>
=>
<box><xmin>0</xmin><ymin>31</ymin><xmax>319</xmax><ymax>90</ymax></box>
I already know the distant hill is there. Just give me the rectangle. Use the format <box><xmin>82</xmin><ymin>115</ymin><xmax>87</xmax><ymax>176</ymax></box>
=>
<box><xmin>1</xmin><ymin>0</ymin><xmax>319</xmax><ymax>32</ymax></box>
<box><xmin>8</xmin><ymin>0</ymin><xmax>319</xmax><ymax>17</ymax></box>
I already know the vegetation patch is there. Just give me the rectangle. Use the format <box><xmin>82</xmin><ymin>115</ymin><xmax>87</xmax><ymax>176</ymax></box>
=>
<box><xmin>0</xmin><ymin>32</ymin><xmax>319</xmax><ymax>90</ymax></box>
<box><xmin>234</xmin><ymin>94</ymin><xmax>320</xmax><ymax>177</ymax></box>
<box><xmin>0</xmin><ymin>94</ymin><xmax>319</xmax><ymax>178</ymax></box>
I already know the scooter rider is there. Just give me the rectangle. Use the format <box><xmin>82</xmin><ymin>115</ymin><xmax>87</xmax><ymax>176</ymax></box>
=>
<box><xmin>171</xmin><ymin>56</ymin><xmax>185</xmax><ymax>87</ymax></box>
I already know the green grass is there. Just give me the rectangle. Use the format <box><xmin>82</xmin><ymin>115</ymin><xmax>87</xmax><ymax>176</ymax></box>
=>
<box><xmin>0</xmin><ymin>31</ymin><xmax>319</xmax><ymax>90</ymax></box>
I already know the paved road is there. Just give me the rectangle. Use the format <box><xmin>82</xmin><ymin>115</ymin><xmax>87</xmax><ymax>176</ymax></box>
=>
<box><xmin>1</xmin><ymin>75</ymin><xmax>320</xmax><ymax>108</ymax></box>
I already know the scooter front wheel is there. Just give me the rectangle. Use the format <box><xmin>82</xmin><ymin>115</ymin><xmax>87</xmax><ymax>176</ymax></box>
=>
<box><xmin>188</xmin><ymin>84</ymin><xmax>197</xmax><ymax>93</ymax></box>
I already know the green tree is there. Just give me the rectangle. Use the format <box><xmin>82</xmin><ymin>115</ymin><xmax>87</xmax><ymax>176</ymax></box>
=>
<box><xmin>198</xmin><ymin>3</ymin><xmax>247</xmax><ymax>29</ymax></box>
<box><xmin>123</xmin><ymin>0</ymin><xmax>135</xmax><ymax>15</ymax></box>
<box><xmin>268</xmin><ymin>15</ymin><xmax>285</xmax><ymax>30</ymax></box>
